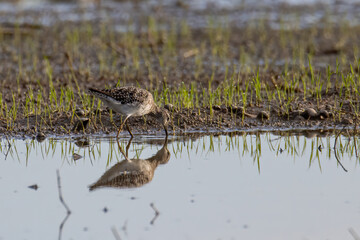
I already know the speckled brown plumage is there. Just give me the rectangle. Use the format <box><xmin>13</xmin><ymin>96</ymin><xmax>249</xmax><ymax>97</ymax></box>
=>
<box><xmin>89</xmin><ymin>169</ymin><xmax>153</xmax><ymax>190</ymax></box>
<box><xmin>89</xmin><ymin>86</ymin><xmax>152</xmax><ymax>105</ymax></box>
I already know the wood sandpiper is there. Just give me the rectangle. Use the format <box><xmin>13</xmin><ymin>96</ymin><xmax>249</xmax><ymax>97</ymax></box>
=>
<box><xmin>88</xmin><ymin>86</ymin><xmax>170</xmax><ymax>137</ymax></box>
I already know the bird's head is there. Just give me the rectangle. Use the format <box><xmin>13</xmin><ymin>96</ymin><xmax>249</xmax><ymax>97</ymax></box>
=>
<box><xmin>150</xmin><ymin>107</ymin><xmax>171</xmax><ymax>135</ymax></box>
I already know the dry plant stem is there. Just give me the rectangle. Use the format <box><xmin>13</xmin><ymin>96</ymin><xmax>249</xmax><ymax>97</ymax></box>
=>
<box><xmin>150</xmin><ymin>203</ymin><xmax>160</xmax><ymax>216</ymax></box>
<box><xmin>58</xmin><ymin>213</ymin><xmax>70</xmax><ymax>240</ymax></box>
<box><xmin>150</xmin><ymin>202</ymin><xmax>160</xmax><ymax>225</ymax></box>
<box><xmin>333</xmin><ymin>127</ymin><xmax>348</xmax><ymax>172</ymax></box>
<box><xmin>56</xmin><ymin>169</ymin><xmax>71</xmax><ymax>214</ymax></box>
<box><xmin>111</xmin><ymin>226</ymin><xmax>122</xmax><ymax>240</ymax></box>
<box><xmin>56</xmin><ymin>170</ymin><xmax>71</xmax><ymax>240</ymax></box>
<box><xmin>349</xmin><ymin>227</ymin><xmax>360</xmax><ymax>240</ymax></box>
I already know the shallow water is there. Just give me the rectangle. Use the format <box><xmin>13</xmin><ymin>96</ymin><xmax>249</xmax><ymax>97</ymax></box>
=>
<box><xmin>0</xmin><ymin>132</ymin><xmax>359</xmax><ymax>239</ymax></box>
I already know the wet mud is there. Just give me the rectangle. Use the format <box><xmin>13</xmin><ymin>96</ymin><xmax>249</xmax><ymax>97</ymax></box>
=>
<box><xmin>6</xmin><ymin>102</ymin><xmax>356</xmax><ymax>138</ymax></box>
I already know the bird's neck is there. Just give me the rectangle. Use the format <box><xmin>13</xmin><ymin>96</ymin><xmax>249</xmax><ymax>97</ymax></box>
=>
<box><xmin>150</xmin><ymin>105</ymin><xmax>161</xmax><ymax>114</ymax></box>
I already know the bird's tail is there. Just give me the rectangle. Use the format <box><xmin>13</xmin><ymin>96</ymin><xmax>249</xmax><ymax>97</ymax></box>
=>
<box><xmin>88</xmin><ymin>87</ymin><xmax>113</xmax><ymax>101</ymax></box>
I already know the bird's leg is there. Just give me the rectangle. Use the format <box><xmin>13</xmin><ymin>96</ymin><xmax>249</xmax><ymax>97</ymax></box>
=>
<box><xmin>164</xmin><ymin>125</ymin><xmax>168</xmax><ymax>137</ymax></box>
<box><xmin>126</xmin><ymin>123</ymin><xmax>134</xmax><ymax>138</ymax></box>
<box><xmin>116</xmin><ymin>115</ymin><xmax>130</xmax><ymax>138</ymax></box>
<box><xmin>116</xmin><ymin>139</ymin><xmax>130</xmax><ymax>161</ymax></box>
<box><xmin>125</xmin><ymin>135</ymin><xmax>133</xmax><ymax>157</ymax></box>
<box><xmin>164</xmin><ymin>132</ymin><xmax>168</xmax><ymax>145</ymax></box>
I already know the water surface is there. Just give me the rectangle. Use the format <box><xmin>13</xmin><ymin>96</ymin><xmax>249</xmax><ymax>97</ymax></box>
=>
<box><xmin>0</xmin><ymin>132</ymin><xmax>359</xmax><ymax>239</ymax></box>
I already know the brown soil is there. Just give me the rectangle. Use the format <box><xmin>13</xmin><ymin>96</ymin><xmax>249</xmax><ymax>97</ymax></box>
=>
<box><xmin>0</xmin><ymin>3</ymin><xmax>358</xmax><ymax>138</ymax></box>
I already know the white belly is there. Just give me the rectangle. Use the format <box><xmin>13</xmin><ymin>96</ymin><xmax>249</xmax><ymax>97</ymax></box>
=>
<box><xmin>103</xmin><ymin>99</ymin><xmax>152</xmax><ymax>117</ymax></box>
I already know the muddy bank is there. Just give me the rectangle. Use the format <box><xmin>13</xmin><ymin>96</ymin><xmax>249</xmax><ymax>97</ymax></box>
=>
<box><xmin>4</xmin><ymin>100</ymin><xmax>356</xmax><ymax>139</ymax></box>
<box><xmin>0</xmin><ymin>1</ymin><xmax>359</xmax><ymax>138</ymax></box>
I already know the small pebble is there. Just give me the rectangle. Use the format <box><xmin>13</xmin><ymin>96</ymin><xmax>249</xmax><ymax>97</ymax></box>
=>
<box><xmin>212</xmin><ymin>105</ymin><xmax>221</xmax><ymax>111</ymax></box>
<box><xmin>36</xmin><ymin>132</ymin><xmax>46</xmax><ymax>142</ymax></box>
<box><xmin>73</xmin><ymin>153</ymin><xmax>82</xmax><ymax>161</ymax></box>
<box><xmin>341</xmin><ymin>118</ymin><xmax>353</xmax><ymax>125</ymax></box>
<box><xmin>256</xmin><ymin>111</ymin><xmax>270</xmax><ymax>120</ymax></box>
<box><xmin>301</xmin><ymin>108</ymin><xmax>317</xmax><ymax>120</ymax></box>
<box><xmin>294</xmin><ymin>115</ymin><xmax>305</xmax><ymax>121</ymax></box>
<box><xmin>72</xmin><ymin>118</ymin><xmax>90</xmax><ymax>132</ymax></box>
<box><xmin>304</xmin><ymin>131</ymin><xmax>317</xmax><ymax>139</ymax></box>
<box><xmin>28</xmin><ymin>184</ymin><xmax>39</xmax><ymax>190</ymax></box>
<box><xmin>318</xmin><ymin>145</ymin><xmax>322</xmax><ymax>152</ymax></box>
<box><xmin>75</xmin><ymin>139</ymin><xmax>90</xmax><ymax>148</ymax></box>
<box><xmin>229</xmin><ymin>106</ymin><xmax>244</xmax><ymax>115</ymax></box>
<box><xmin>318</xmin><ymin>109</ymin><xmax>329</xmax><ymax>119</ymax></box>
<box><xmin>164</xmin><ymin>104</ymin><xmax>177</xmax><ymax>112</ymax></box>
<box><xmin>75</xmin><ymin>108</ymin><xmax>85</xmax><ymax>117</ymax></box>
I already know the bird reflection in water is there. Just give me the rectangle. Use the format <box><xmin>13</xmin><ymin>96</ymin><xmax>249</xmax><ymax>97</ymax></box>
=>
<box><xmin>89</xmin><ymin>136</ymin><xmax>170</xmax><ymax>190</ymax></box>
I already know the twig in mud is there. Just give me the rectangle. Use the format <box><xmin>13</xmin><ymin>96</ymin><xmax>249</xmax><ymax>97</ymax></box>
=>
<box><xmin>57</xmin><ymin>170</ymin><xmax>71</xmax><ymax>214</ymax></box>
<box><xmin>150</xmin><ymin>203</ymin><xmax>160</xmax><ymax>225</ymax></box>
<box><xmin>333</xmin><ymin>127</ymin><xmax>348</xmax><ymax>172</ymax></box>
<box><xmin>111</xmin><ymin>226</ymin><xmax>122</xmax><ymax>240</ymax></box>
<box><xmin>57</xmin><ymin>170</ymin><xmax>71</xmax><ymax>240</ymax></box>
